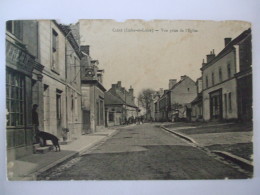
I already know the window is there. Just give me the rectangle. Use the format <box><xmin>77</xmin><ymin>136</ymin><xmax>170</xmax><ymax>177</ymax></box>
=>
<box><xmin>6</xmin><ymin>21</ymin><xmax>23</xmax><ymax>40</ymax></box>
<box><xmin>109</xmin><ymin>112</ymin><xmax>114</xmax><ymax>122</ymax></box>
<box><xmin>100</xmin><ymin>100</ymin><xmax>104</xmax><ymax>124</ymax></box>
<box><xmin>56</xmin><ymin>91</ymin><xmax>62</xmax><ymax>120</ymax></box>
<box><xmin>228</xmin><ymin>92</ymin><xmax>232</xmax><ymax>112</ymax></box>
<box><xmin>206</xmin><ymin>76</ymin><xmax>208</xmax><ymax>88</ymax></box>
<box><xmin>212</xmin><ymin>72</ymin><xmax>215</xmax><ymax>86</ymax></box>
<box><xmin>96</xmin><ymin>101</ymin><xmax>100</xmax><ymax>125</ymax></box>
<box><xmin>74</xmin><ymin>57</ymin><xmax>78</xmax><ymax>83</ymax></box>
<box><xmin>224</xmin><ymin>94</ymin><xmax>227</xmax><ymax>116</ymax></box>
<box><xmin>71</xmin><ymin>94</ymin><xmax>74</xmax><ymax>110</ymax></box>
<box><xmin>6</xmin><ymin>70</ymin><xmax>25</xmax><ymax>126</ymax></box>
<box><xmin>187</xmin><ymin>88</ymin><xmax>190</xmax><ymax>92</ymax></box>
<box><xmin>52</xmin><ymin>29</ymin><xmax>59</xmax><ymax>72</ymax></box>
<box><xmin>227</xmin><ymin>64</ymin><xmax>231</xmax><ymax>79</ymax></box>
<box><xmin>52</xmin><ymin>30</ymin><xmax>58</xmax><ymax>52</ymax></box>
<box><xmin>219</xmin><ymin>67</ymin><xmax>222</xmax><ymax>82</ymax></box>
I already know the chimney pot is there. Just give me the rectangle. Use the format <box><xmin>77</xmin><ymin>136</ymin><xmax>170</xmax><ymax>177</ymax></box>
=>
<box><xmin>206</xmin><ymin>51</ymin><xmax>216</xmax><ymax>63</ymax></box>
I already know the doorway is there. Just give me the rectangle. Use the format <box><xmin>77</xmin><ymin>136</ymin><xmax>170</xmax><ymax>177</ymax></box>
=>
<box><xmin>210</xmin><ymin>89</ymin><xmax>223</xmax><ymax>120</ymax></box>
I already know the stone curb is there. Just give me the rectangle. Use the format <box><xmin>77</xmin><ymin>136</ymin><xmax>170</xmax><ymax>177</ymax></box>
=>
<box><xmin>212</xmin><ymin>150</ymin><xmax>253</xmax><ymax>172</ymax></box>
<box><xmin>160</xmin><ymin>126</ymin><xmax>197</xmax><ymax>144</ymax></box>
<box><xmin>23</xmin><ymin>130</ymin><xmax>119</xmax><ymax>180</ymax></box>
<box><xmin>160</xmin><ymin>125</ymin><xmax>253</xmax><ymax>172</ymax></box>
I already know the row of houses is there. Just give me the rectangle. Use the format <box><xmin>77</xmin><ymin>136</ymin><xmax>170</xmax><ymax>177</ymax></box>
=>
<box><xmin>6</xmin><ymin>20</ymin><xmax>139</xmax><ymax>163</ymax></box>
<box><xmin>105</xmin><ymin>81</ymin><xmax>139</xmax><ymax>126</ymax></box>
<box><xmin>153</xmin><ymin>28</ymin><xmax>252</xmax><ymax>122</ymax></box>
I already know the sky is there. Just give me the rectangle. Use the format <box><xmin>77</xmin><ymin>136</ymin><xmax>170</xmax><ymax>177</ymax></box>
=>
<box><xmin>79</xmin><ymin>20</ymin><xmax>250</xmax><ymax>97</ymax></box>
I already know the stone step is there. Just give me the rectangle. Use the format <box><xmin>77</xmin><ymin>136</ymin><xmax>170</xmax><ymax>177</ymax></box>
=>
<box><xmin>59</xmin><ymin>140</ymin><xmax>72</xmax><ymax>145</ymax></box>
<box><xmin>33</xmin><ymin>144</ymin><xmax>41</xmax><ymax>153</ymax></box>
<box><xmin>35</xmin><ymin>146</ymin><xmax>52</xmax><ymax>154</ymax></box>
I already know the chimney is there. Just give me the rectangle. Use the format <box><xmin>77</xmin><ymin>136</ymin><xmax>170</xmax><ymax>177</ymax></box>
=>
<box><xmin>169</xmin><ymin>79</ymin><xmax>177</xmax><ymax>89</ymax></box>
<box><xmin>117</xmin><ymin>81</ymin><xmax>121</xmax><ymax>87</ymax></box>
<box><xmin>80</xmin><ymin>45</ymin><xmax>90</xmax><ymax>56</ymax></box>
<box><xmin>224</xmin><ymin>38</ymin><xmax>232</xmax><ymax>46</ymax></box>
<box><xmin>202</xmin><ymin>59</ymin><xmax>206</xmax><ymax>66</ymax></box>
<box><xmin>181</xmin><ymin>75</ymin><xmax>187</xmax><ymax>80</ymax></box>
<box><xmin>206</xmin><ymin>50</ymin><xmax>215</xmax><ymax>63</ymax></box>
<box><xmin>159</xmin><ymin>88</ymin><xmax>164</xmax><ymax>96</ymax></box>
<box><xmin>129</xmin><ymin>86</ymin><xmax>134</xmax><ymax>96</ymax></box>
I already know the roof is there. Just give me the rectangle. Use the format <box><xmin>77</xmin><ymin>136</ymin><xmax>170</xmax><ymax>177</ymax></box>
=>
<box><xmin>58</xmin><ymin>24</ymin><xmax>82</xmax><ymax>59</ymax></box>
<box><xmin>201</xmin><ymin>28</ymin><xmax>251</xmax><ymax>71</ymax></box>
<box><xmin>105</xmin><ymin>92</ymin><xmax>125</xmax><ymax>105</ymax></box>
<box><xmin>107</xmin><ymin>88</ymin><xmax>138</xmax><ymax>108</ymax></box>
<box><xmin>191</xmin><ymin>93</ymin><xmax>202</xmax><ymax>104</ymax></box>
<box><xmin>169</xmin><ymin>75</ymin><xmax>195</xmax><ymax>91</ymax></box>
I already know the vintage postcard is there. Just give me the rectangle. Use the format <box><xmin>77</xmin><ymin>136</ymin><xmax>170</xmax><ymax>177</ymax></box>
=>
<box><xmin>5</xmin><ymin>20</ymin><xmax>252</xmax><ymax>180</ymax></box>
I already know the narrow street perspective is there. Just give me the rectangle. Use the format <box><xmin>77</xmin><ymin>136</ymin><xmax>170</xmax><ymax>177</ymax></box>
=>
<box><xmin>5</xmin><ymin>20</ymin><xmax>253</xmax><ymax>181</ymax></box>
<box><xmin>38</xmin><ymin>123</ymin><xmax>250</xmax><ymax>180</ymax></box>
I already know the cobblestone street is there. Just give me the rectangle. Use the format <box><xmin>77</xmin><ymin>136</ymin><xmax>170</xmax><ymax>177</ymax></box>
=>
<box><xmin>39</xmin><ymin>123</ymin><xmax>249</xmax><ymax>180</ymax></box>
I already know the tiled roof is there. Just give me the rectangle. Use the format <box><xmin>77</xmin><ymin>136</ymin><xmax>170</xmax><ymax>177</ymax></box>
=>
<box><xmin>107</xmin><ymin>88</ymin><xmax>138</xmax><ymax>108</ymax></box>
<box><xmin>104</xmin><ymin>92</ymin><xmax>124</xmax><ymax>105</ymax></box>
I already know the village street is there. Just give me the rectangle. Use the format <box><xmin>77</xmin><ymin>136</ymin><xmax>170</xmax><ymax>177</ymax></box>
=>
<box><xmin>38</xmin><ymin>123</ymin><xmax>250</xmax><ymax>180</ymax></box>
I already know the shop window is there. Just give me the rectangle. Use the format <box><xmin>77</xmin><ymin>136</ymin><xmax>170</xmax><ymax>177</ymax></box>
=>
<box><xmin>6</xmin><ymin>70</ymin><xmax>25</xmax><ymax>126</ymax></box>
<box><xmin>109</xmin><ymin>112</ymin><xmax>114</xmax><ymax>122</ymax></box>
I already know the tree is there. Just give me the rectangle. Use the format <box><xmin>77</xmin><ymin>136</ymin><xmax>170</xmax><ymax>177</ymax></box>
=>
<box><xmin>138</xmin><ymin>88</ymin><xmax>156</xmax><ymax>120</ymax></box>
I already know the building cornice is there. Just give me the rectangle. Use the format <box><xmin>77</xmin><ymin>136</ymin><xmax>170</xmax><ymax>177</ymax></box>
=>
<box><xmin>81</xmin><ymin>80</ymin><xmax>106</xmax><ymax>92</ymax></box>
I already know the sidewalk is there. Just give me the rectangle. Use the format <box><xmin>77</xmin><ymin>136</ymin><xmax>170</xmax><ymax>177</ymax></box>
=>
<box><xmin>7</xmin><ymin>129</ymin><xmax>117</xmax><ymax>181</ymax></box>
<box><xmin>161</xmin><ymin>122</ymin><xmax>253</xmax><ymax>170</ymax></box>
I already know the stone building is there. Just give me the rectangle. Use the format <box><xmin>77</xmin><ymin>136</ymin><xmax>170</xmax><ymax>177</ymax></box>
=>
<box><xmin>6</xmin><ymin>20</ymin><xmax>84</xmax><ymax>165</ymax></box>
<box><xmin>201</xmin><ymin>29</ymin><xmax>251</xmax><ymax>121</ymax></box>
<box><xmin>6</xmin><ymin>21</ymin><xmax>38</xmax><ymax>161</ymax></box>
<box><xmin>105</xmin><ymin>82</ymin><xmax>139</xmax><ymax>126</ymax></box>
<box><xmin>150</xmin><ymin>91</ymin><xmax>161</xmax><ymax>121</ymax></box>
<box><xmin>59</xmin><ymin>24</ymin><xmax>83</xmax><ymax>140</ymax></box>
<box><xmin>80</xmin><ymin>46</ymin><xmax>106</xmax><ymax>133</ymax></box>
<box><xmin>155</xmin><ymin>76</ymin><xmax>197</xmax><ymax>122</ymax></box>
<box><xmin>191</xmin><ymin>77</ymin><xmax>203</xmax><ymax>121</ymax></box>
<box><xmin>154</xmin><ymin>88</ymin><xmax>164</xmax><ymax>121</ymax></box>
<box><xmin>235</xmin><ymin>29</ymin><xmax>252</xmax><ymax>121</ymax></box>
<box><xmin>104</xmin><ymin>91</ymin><xmax>125</xmax><ymax>126</ymax></box>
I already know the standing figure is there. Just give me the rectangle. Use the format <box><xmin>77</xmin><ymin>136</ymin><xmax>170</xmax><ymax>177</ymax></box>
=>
<box><xmin>32</xmin><ymin>104</ymin><xmax>40</xmax><ymax>143</ymax></box>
